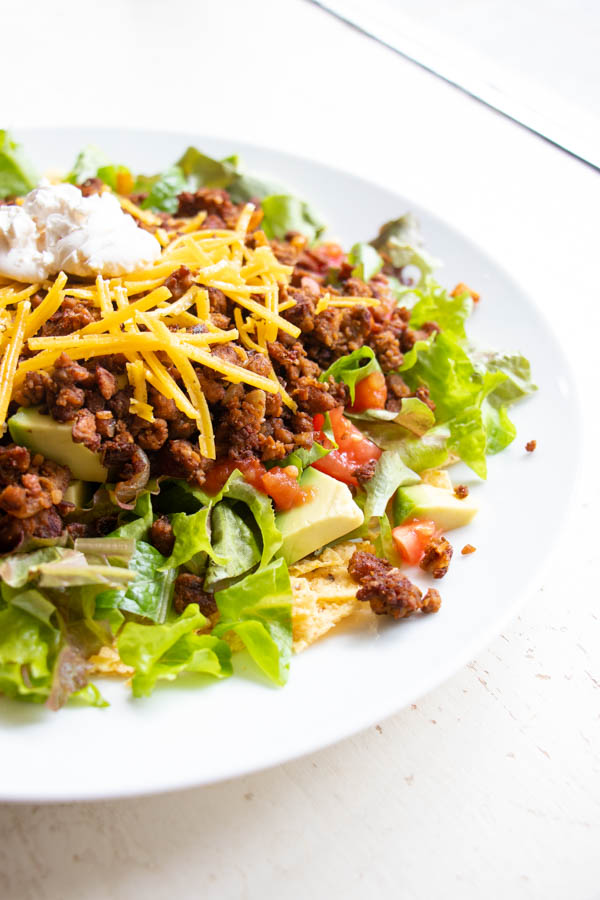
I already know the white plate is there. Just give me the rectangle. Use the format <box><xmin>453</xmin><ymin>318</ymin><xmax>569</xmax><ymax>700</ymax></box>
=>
<box><xmin>0</xmin><ymin>129</ymin><xmax>580</xmax><ymax>803</ymax></box>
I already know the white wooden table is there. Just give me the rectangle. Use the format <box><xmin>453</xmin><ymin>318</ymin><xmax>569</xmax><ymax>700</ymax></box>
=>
<box><xmin>1</xmin><ymin>2</ymin><xmax>599</xmax><ymax>897</ymax></box>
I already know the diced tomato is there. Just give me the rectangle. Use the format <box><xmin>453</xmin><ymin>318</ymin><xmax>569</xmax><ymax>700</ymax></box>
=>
<box><xmin>348</xmin><ymin>371</ymin><xmax>388</xmax><ymax>412</ymax></box>
<box><xmin>262</xmin><ymin>465</ymin><xmax>311</xmax><ymax>511</ymax></box>
<box><xmin>316</xmin><ymin>242</ymin><xmax>346</xmax><ymax>268</ymax></box>
<box><xmin>203</xmin><ymin>457</ymin><xmax>267</xmax><ymax>496</ymax></box>
<box><xmin>392</xmin><ymin>519</ymin><xmax>437</xmax><ymax>566</ymax></box>
<box><xmin>312</xmin><ymin>407</ymin><xmax>381</xmax><ymax>486</ymax></box>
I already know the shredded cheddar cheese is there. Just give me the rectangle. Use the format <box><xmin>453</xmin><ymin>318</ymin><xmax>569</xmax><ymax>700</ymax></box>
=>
<box><xmin>0</xmin><ymin>300</ymin><xmax>31</xmax><ymax>432</ymax></box>
<box><xmin>0</xmin><ymin>194</ymin><xmax>376</xmax><ymax>452</ymax></box>
<box><xmin>315</xmin><ymin>292</ymin><xmax>381</xmax><ymax>316</ymax></box>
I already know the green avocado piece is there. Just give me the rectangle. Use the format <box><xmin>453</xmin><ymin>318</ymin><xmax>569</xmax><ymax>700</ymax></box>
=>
<box><xmin>393</xmin><ymin>482</ymin><xmax>478</xmax><ymax>531</ymax></box>
<box><xmin>8</xmin><ymin>407</ymin><xmax>107</xmax><ymax>482</ymax></box>
<box><xmin>276</xmin><ymin>467</ymin><xmax>364</xmax><ymax>565</ymax></box>
<box><xmin>63</xmin><ymin>480</ymin><xmax>93</xmax><ymax>507</ymax></box>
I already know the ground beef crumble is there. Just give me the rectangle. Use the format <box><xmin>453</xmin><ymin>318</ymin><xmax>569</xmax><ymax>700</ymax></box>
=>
<box><xmin>0</xmin><ymin>446</ymin><xmax>69</xmax><ymax>553</ymax></box>
<box><xmin>419</xmin><ymin>536</ymin><xmax>453</xmax><ymax>579</ymax></box>
<box><xmin>348</xmin><ymin>551</ymin><xmax>442</xmax><ymax>619</ymax></box>
<box><xmin>173</xmin><ymin>573</ymin><xmax>218</xmax><ymax>617</ymax></box>
<box><xmin>1</xmin><ymin>185</ymin><xmax>451</xmax><ymax>555</ymax></box>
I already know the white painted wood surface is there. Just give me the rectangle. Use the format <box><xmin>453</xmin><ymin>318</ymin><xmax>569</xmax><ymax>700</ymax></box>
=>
<box><xmin>1</xmin><ymin>1</ymin><xmax>598</xmax><ymax>897</ymax></box>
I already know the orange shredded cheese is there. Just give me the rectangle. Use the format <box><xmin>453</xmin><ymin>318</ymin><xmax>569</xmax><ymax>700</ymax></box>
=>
<box><xmin>0</xmin><ymin>191</ymin><xmax>347</xmax><ymax>453</ymax></box>
<box><xmin>0</xmin><ymin>300</ymin><xmax>31</xmax><ymax>432</ymax></box>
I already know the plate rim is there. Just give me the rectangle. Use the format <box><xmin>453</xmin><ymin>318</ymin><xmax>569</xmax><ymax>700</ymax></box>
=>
<box><xmin>0</xmin><ymin>127</ymin><xmax>584</xmax><ymax>803</ymax></box>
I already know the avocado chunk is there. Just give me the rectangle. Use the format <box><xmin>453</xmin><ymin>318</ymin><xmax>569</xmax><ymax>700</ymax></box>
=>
<box><xmin>8</xmin><ymin>407</ymin><xmax>107</xmax><ymax>482</ymax></box>
<box><xmin>393</xmin><ymin>482</ymin><xmax>477</xmax><ymax>531</ymax></box>
<box><xmin>63</xmin><ymin>480</ymin><xmax>93</xmax><ymax>508</ymax></box>
<box><xmin>276</xmin><ymin>468</ymin><xmax>364</xmax><ymax>565</ymax></box>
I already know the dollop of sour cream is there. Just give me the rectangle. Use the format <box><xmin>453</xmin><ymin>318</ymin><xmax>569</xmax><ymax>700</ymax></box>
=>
<box><xmin>0</xmin><ymin>180</ymin><xmax>161</xmax><ymax>282</ymax></box>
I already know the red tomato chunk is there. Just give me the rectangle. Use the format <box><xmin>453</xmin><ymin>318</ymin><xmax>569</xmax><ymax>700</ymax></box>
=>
<box><xmin>348</xmin><ymin>371</ymin><xmax>387</xmax><ymax>412</ymax></box>
<box><xmin>312</xmin><ymin>407</ymin><xmax>381</xmax><ymax>486</ymax></box>
<box><xmin>392</xmin><ymin>519</ymin><xmax>437</xmax><ymax>566</ymax></box>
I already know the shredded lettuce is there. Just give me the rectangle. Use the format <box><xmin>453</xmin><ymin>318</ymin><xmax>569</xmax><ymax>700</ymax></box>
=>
<box><xmin>176</xmin><ymin>147</ymin><xmax>238</xmax><ymax>189</ymax></box>
<box><xmin>213</xmin><ymin>558</ymin><xmax>293</xmax><ymax>686</ymax></box>
<box><xmin>0</xmin><ymin>547</ymin><xmax>71</xmax><ymax>588</ymax></box>
<box><xmin>361</xmin><ymin>450</ymin><xmax>420</xmax><ymax>522</ymax></box>
<box><xmin>319</xmin><ymin>346</ymin><xmax>381</xmax><ymax>404</ymax></box>
<box><xmin>66</xmin><ymin>145</ymin><xmax>131</xmax><ymax>192</ymax></box>
<box><xmin>204</xmin><ymin>502</ymin><xmax>261</xmax><ymax>589</ymax></box>
<box><xmin>109</xmin><ymin>491</ymin><xmax>154</xmax><ymax>542</ymax></box>
<box><xmin>409</xmin><ymin>279</ymin><xmax>473</xmax><ymax>339</ymax></box>
<box><xmin>141</xmin><ymin>165</ymin><xmax>188</xmax><ymax>214</ymax></box>
<box><xmin>67</xmin><ymin>145</ymin><xmax>110</xmax><ymax>184</ymax></box>
<box><xmin>159</xmin><ymin>506</ymin><xmax>224</xmax><ymax>572</ymax></box>
<box><xmin>118</xmin><ymin>604</ymin><xmax>232</xmax><ymax>697</ymax></box>
<box><xmin>373</xmin><ymin>514</ymin><xmax>403</xmax><ymax>567</ymax></box>
<box><xmin>134</xmin><ymin>146</ymin><xmax>325</xmax><ymax>241</ymax></box>
<box><xmin>348</xmin><ymin>398</ymin><xmax>435</xmax><ymax>438</ymax></box>
<box><xmin>370</xmin><ymin>213</ymin><xmax>439</xmax><ymax>283</ymax></box>
<box><xmin>0</xmin><ymin>130</ymin><xmax>38</xmax><ymax>198</ymax></box>
<box><xmin>97</xmin><ymin>541</ymin><xmax>176</xmax><ymax>623</ymax></box>
<box><xmin>470</xmin><ymin>348</ymin><xmax>538</xmax><ymax>406</ymax></box>
<box><xmin>400</xmin><ymin>330</ymin><xmax>509</xmax><ymax>477</ymax></box>
<box><xmin>190</xmin><ymin>470</ymin><xmax>282</xmax><ymax>567</ymax></box>
<box><xmin>0</xmin><ymin>606</ymin><xmax>58</xmax><ymax>702</ymax></box>
<box><xmin>260</xmin><ymin>194</ymin><xmax>325</xmax><ymax>242</ymax></box>
<box><xmin>273</xmin><ymin>442</ymin><xmax>330</xmax><ymax>477</ymax></box>
<box><xmin>348</xmin><ymin>242</ymin><xmax>383</xmax><ymax>282</ymax></box>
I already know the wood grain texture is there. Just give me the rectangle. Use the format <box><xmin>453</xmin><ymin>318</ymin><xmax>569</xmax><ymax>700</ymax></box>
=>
<box><xmin>1</xmin><ymin>0</ymin><xmax>599</xmax><ymax>897</ymax></box>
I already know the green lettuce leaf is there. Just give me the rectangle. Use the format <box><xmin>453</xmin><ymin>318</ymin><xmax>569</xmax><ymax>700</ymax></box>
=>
<box><xmin>4</xmin><ymin>587</ymin><xmax>56</xmax><ymax>626</ymax></box>
<box><xmin>319</xmin><ymin>346</ymin><xmax>380</xmax><ymax>404</ymax></box>
<box><xmin>260</xmin><ymin>195</ymin><xmax>325</xmax><ymax>242</ymax></box>
<box><xmin>0</xmin><ymin>130</ymin><xmax>38</xmax><ymax>198</ymax></box>
<box><xmin>204</xmin><ymin>502</ymin><xmax>261</xmax><ymax>589</ymax></box>
<box><xmin>273</xmin><ymin>442</ymin><xmax>330</xmax><ymax>476</ymax></box>
<box><xmin>398</xmin><ymin>337</ymin><xmax>435</xmax><ymax>373</ymax></box>
<box><xmin>370</xmin><ymin>213</ymin><xmax>439</xmax><ymax>283</ymax></box>
<box><xmin>193</xmin><ymin>471</ymin><xmax>282</xmax><ymax>567</ymax></box>
<box><xmin>159</xmin><ymin>506</ymin><xmax>224</xmax><ymax>572</ymax></box>
<box><xmin>409</xmin><ymin>279</ymin><xmax>473</xmax><ymax>339</ymax></box>
<box><xmin>227</xmin><ymin>172</ymin><xmax>285</xmax><ymax>204</ymax></box>
<box><xmin>373</xmin><ymin>514</ymin><xmax>403</xmax><ymax>566</ymax></box>
<box><xmin>118</xmin><ymin>603</ymin><xmax>232</xmax><ymax>697</ymax></box>
<box><xmin>141</xmin><ymin>165</ymin><xmax>188</xmax><ymax>214</ymax></box>
<box><xmin>0</xmin><ymin>547</ymin><xmax>71</xmax><ymax>588</ymax></box>
<box><xmin>97</xmin><ymin>541</ymin><xmax>176</xmax><ymax>623</ymax></box>
<box><xmin>0</xmin><ymin>606</ymin><xmax>58</xmax><ymax>702</ymax></box>
<box><xmin>361</xmin><ymin>450</ymin><xmax>419</xmax><ymax>522</ymax></box>
<box><xmin>65</xmin><ymin>145</ymin><xmax>132</xmax><ymax>192</ymax></box>
<box><xmin>109</xmin><ymin>491</ymin><xmax>154</xmax><ymax>541</ymax></box>
<box><xmin>96</xmin><ymin>164</ymin><xmax>132</xmax><ymax>192</ymax></box>
<box><xmin>348</xmin><ymin>397</ymin><xmax>435</xmax><ymax>438</ymax></box>
<box><xmin>481</xmin><ymin>399</ymin><xmax>518</xmax><ymax>455</ymax></box>
<box><xmin>67</xmin><ymin>145</ymin><xmax>109</xmax><ymax>184</ymax></box>
<box><xmin>393</xmin><ymin>425</ymin><xmax>452</xmax><ymax>472</ymax></box>
<box><xmin>176</xmin><ymin>146</ymin><xmax>238</xmax><ymax>189</ymax></box>
<box><xmin>470</xmin><ymin>348</ymin><xmax>538</xmax><ymax>406</ymax></box>
<box><xmin>399</xmin><ymin>331</ymin><xmax>513</xmax><ymax>477</ymax></box>
<box><xmin>213</xmin><ymin>558</ymin><xmax>292</xmax><ymax>686</ymax></box>
<box><xmin>348</xmin><ymin>242</ymin><xmax>383</xmax><ymax>282</ymax></box>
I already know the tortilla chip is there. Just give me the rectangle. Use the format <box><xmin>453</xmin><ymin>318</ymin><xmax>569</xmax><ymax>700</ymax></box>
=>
<box><xmin>88</xmin><ymin>541</ymin><xmax>372</xmax><ymax>676</ymax></box>
<box><xmin>88</xmin><ymin>645</ymin><xmax>134</xmax><ymax>678</ymax></box>
<box><xmin>290</xmin><ymin>540</ymin><xmax>372</xmax><ymax>653</ymax></box>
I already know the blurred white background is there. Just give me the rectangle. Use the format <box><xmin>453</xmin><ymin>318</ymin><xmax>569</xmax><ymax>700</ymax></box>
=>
<box><xmin>316</xmin><ymin>0</ymin><xmax>600</xmax><ymax>165</ymax></box>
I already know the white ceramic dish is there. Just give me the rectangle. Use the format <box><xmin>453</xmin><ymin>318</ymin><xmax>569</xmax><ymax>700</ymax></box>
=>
<box><xmin>0</xmin><ymin>129</ymin><xmax>580</xmax><ymax>803</ymax></box>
